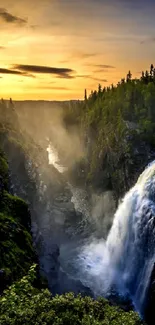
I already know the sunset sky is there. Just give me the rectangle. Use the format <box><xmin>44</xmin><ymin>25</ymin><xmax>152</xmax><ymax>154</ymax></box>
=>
<box><xmin>0</xmin><ymin>0</ymin><xmax>155</xmax><ymax>100</ymax></box>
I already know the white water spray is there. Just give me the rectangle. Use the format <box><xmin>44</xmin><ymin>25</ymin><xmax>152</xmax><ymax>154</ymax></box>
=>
<box><xmin>47</xmin><ymin>144</ymin><xmax>67</xmax><ymax>173</ymax></box>
<box><xmin>78</xmin><ymin>161</ymin><xmax>155</xmax><ymax>316</ymax></box>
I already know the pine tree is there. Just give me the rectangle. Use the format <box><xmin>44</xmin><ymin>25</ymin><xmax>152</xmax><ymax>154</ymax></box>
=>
<box><xmin>126</xmin><ymin>70</ymin><xmax>132</xmax><ymax>82</ymax></box>
<box><xmin>98</xmin><ymin>84</ymin><xmax>102</xmax><ymax>94</ymax></box>
<box><xmin>145</xmin><ymin>70</ymin><xmax>149</xmax><ymax>84</ymax></box>
<box><xmin>150</xmin><ymin>64</ymin><xmax>154</xmax><ymax>78</ymax></box>
<box><xmin>121</xmin><ymin>78</ymin><xmax>125</xmax><ymax>84</ymax></box>
<box><xmin>84</xmin><ymin>89</ymin><xmax>87</xmax><ymax>101</ymax></box>
<box><xmin>141</xmin><ymin>71</ymin><xmax>145</xmax><ymax>81</ymax></box>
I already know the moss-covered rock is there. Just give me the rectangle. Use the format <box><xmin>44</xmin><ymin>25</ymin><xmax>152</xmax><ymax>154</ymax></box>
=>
<box><xmin>0</xmin><ymin>191</ymin><xmax>31</xmax><ymax>229</ymax></box>
<box><xmin>0</xmin><ymin>149</ymin><xmax>36</xmax><ymax>292</ymax></box>
<box><xmin>0</xmin><ymin>150</ymin><xmax>9</xmax><ymax>191</ymax></box>
<box><xmin>0</xmin><ymin>212</ymin><xmax>35</xmax><ymax>288</ymax></box>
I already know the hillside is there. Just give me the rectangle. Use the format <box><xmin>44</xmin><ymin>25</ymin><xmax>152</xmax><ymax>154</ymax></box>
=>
<box><xmin>63</xmin><ymin>65</ymin><xmax>155</xmax><ymax>201</ymax></box>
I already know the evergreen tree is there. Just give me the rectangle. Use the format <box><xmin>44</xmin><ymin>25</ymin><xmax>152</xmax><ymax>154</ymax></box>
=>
<box><xmin>150</xmin><ymin>64</ymin><xmax>154</xmax><ymax>78</ymax></box>
<box><xmin>126</xmin><ymin>70</ymin><xmax>132</xmax><ymax>82</ymax></box>
<box><xmin>141</xmin><ymin>71</ymin><xmax>145</xmax><ymax>82</ymax></box>
<box><xmin>98</xmin><ymin>83</ymin><xmax>102</xmax><ymax>94</ymax></box>
<box><xmin>145</xmin><ymin>70</ymin><xmax>149</xmax><ymax>84</ymax></box>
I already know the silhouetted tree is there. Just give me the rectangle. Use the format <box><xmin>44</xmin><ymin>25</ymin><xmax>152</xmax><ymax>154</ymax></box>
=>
<box><xmin>98</xmin><ymin>84</ymin><xmax>102</xmax><ymax>94</ymax></box>
<box><xmin>141</xmin><ymin>71</ymin><xmax>145</xmax><ymax>81</ymax></box>
<box><xmin>145</xmin><ymin>70</ymin><xmax>149</xmax><ymax>84</ymax></box>
<box><xmin>150</xmin><ymin>64</ymin><xmax>154</xmax><ymax>77</ymax></box>
<box><xmin>126</xmin><ymin>70</ymin><xmax>132</xmax><ymax>82</ymax></box>
<box><xmin>84</xmin><ymin>89</ymin><xmax>87</xmax><ymax>101</ymax></box>
<box><xmin>121</xmin><ymin>78</ymin><xmax>125</xmax><ymax>84</ymax></box>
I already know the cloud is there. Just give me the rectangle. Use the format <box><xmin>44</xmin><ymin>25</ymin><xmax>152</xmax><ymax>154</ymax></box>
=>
<box><xmin>0</xmin><ymin>8</ymin><xmax>27</xmax><ymax>25</ymax></box>
<box><xmin>37</xmin><ymin>86</ymin><xmax>70</xmax><ymax>90</ymax></box>
<box><xmin>73</xmin><ymin>52</ymin><xmax>97</xmax><ymax>59</ymax></box>
<box><xmin>56</xmin><ymin>74</ymin><xmax>75</xmax><ymax>79</ymax></box>
<box><xmin>0</xmin><ymin>68</ymin><xmax>23</xmax><ymax>75</ymax></box>
<box><xmin>60</xmin><ymin>52</ymin><xmax>98</xmax><ymax>61</ymax></box>
<box><xmin>77</xmin><ymin>74</ymin><xmax>107</xmax><ymax>82</ymax></box>
<box><xmin>0</xmin><ymin>67</ymin><xmax>34</xmax><ymax>78</ymax></box>
<box><xmin>87</xmin><ymin>64</ymin><xmax>116</xmax><ymax>69</ymax></box>
<box><xmin>70</xmin><ymin>52</ymin><xmax>98</xmax><ymax>60</ymax></box>
<box><xmin>140</xmin><ymin>37</ymin><xmax>155</xmax><ymax>44</ymax></box>
<box><xmin>59</xmin><ymin>53</ymin><xmax>98</xmax><ymax>64</ymax></box>
<box><xmin>0</xmin><ymin>46</ymin><xmax>5</xmax><ymax>50</ymax></box>
<box><xmin>13</xmin><ymin>64</ymin><xmax>75</xmax><ymax>79</ymax></box>
<box><xmin>89</xmin><ymin>77</ymin><xmax>107</xmax><ymax>82</ymax></box>
<box><xmin>94</xmin><ymin>69</ymin><xmax>107</xmax><ymax>73</ymax></box>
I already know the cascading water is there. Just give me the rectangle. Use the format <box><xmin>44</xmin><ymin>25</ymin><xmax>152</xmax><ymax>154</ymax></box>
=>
<box><xmin>47</xmin><ymin>143</ymin><xmax>67</xmax><ymax>173</ymax></box>
<box><xmin>46</xmin><ymin>141</ymin><xmax>155</xmax><ymax>317</ymax></box>
<box><xmin>77</xmin><ymin>161</ymin><xmax>155</xmax><ymax>317</ymax></box>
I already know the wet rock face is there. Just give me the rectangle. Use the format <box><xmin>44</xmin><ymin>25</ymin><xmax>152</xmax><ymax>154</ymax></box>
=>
<box><xmin>1</xmin><ymin>134</ymin><xmax>92</xmax><ymax>295</ymax></box>
<box><xmin>145</xmin><ymin>264</ymin><xmax>155</xmax><ymax>325</ymax></box>
<box><xmin>107</xmin><ymin>290</ymin><xmax>134</xmax><ymax>312</ymax></box>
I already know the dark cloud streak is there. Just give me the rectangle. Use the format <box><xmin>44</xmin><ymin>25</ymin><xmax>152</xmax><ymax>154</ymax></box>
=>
<box><xmin>0</xmin><ymin>68</ymin><xmax>23</xmax><ymax>75</ymax></box>
<box><xmin>89</xmin><ymin>77</ymin><xmax>107</xmax><ymax>82</ymax></box>
<box><xmin>77</xmin><ymin>74</ymin><xmax>107</xmax><ymax>82</ymax></box>
<box><xmin>0</xmin><ymin>8</ymin><xmax>27</xmax><ymax>25</ymax></box>
<box><xmin>72</xmin><ymin>53</ymin><xmax>97</xmax><ymax>59</ymax></box>
<box><xmin>87</xmin><ymin>64</ymin><xmax>116</xmax><ymax>69</ymax></box>
<box><xmin>0</xmin><ymin>68</ymin><xmax>34</xmax><ymax>78</ymax></box>
<box><xmin>13</xmin><ymin>64</ymin><xmax>75</xmax><ymax>79</ymax></box>
<box><xmin>37</xmin><ymin>86</ymin><xmax>71</xmax><ymax>90</ymax></box>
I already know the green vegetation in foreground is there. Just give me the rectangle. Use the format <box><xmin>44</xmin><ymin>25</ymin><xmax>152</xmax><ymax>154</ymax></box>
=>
<box><xmin>0</xmin><ymin>265</ymin><xmax>143</xmax><ymax>325</ymax></box>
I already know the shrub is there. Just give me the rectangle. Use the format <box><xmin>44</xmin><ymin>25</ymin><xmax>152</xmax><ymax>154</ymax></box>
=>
<box><xmin>0</xmin><ymin>265</ymin><xmax>143</xmax><ymax>325</ymax></box>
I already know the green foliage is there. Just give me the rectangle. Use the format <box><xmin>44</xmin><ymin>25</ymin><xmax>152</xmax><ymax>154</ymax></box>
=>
<box><xmin>0</xmin><ymin>265</ymin><xmax>143</xmax><ymax>325</ymax></box>
<box><xmin>0</xmin><ymin>191</ymin><xmax>31</xmax><ymax>228</ymax></box>
<box><xmin>0</xmin><ymin>151</ymin><xmax>9</xmax><ymax>190</ymax></box>
<box><xmin>0</xmin><ymin>209</ymin><xmax>35</xmax><ymax>286</ymax></box>
<box><xmin>0</xmin><ymin>148</ymin><xmax>36</xmax><ymax>287</ymax></box>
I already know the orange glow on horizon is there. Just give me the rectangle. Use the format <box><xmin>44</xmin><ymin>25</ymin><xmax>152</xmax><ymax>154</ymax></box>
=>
<box><xmin>0</xmin><ymin>0</ymin><xmax>155</xmax><ymax>100</ymax></box>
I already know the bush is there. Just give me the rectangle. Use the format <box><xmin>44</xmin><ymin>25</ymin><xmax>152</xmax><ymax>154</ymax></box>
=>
<box><xmin>0</xmin><ymin>191</ymin><xmax>31</xmax><ymax>229</ymax></box>
<box><xmin>0</xmin><ymin>212</ymin><xmax>35</xmax><ymax>287</ymax></box>
<box><xmin>0</xmin><ymin>150</ymin><xmax>9</xmax><ymax>190</ymax></box>
<box><xmin>0</xmin><ymin>265</ymin><xmax>143</xmax><ymax>325</ymax></box>
<box><xmin>0</xmin><ymin>149</ymin><xmax>36</xmax><ymax>288</ymax></box>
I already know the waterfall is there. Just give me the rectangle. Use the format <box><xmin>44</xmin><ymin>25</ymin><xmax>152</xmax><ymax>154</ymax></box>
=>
<box><xmin>47</xmin><ymin>143</ymin><xmax>67</xmax><ymax>173</ymax></box>
<box><xmin>46</xmin><ymin>142</ymin><xmax>155</xmax><ymax>316</ymax></box>
<box><xmin>77</xmin><ymin>161</ymin><xmax>155</xmax><ymax>316</ymax></box>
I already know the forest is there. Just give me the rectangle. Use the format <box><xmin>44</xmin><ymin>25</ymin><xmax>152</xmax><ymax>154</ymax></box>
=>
<box><xmin>63</xmin><ymin>64</ymin><xmax>155</xmax><ymax>199</ymax></box>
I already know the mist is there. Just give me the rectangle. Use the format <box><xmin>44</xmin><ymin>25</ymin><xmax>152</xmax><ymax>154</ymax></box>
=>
<box><xmin>8</xmin><ymin>100</ymin><xmax>116</xmax><ymax>296</ymax></box>
<box><xmin>15</xmin><ymin>101</ymin><xmax>85</xmax><ymax>170</ymax></box>
<box><xmin>5</xmin><ymin>97</ymin><xmax>144</xmax><ymax>319</ymax></box>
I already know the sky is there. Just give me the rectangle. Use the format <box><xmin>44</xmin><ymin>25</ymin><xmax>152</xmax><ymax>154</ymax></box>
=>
<box><xmin>0</xmin><ymin>0</ymin><xmax>155</xmax><ymax>100</ymax></box>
